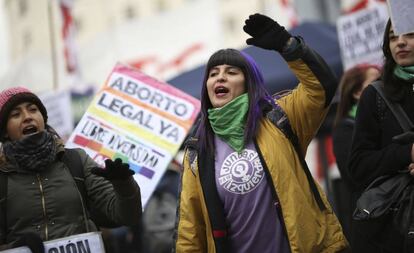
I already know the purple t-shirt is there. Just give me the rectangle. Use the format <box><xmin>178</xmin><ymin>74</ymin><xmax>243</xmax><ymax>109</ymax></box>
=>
<box><xmin>214</xmin><ymin>137</ymin><xmax>291</xmax><ymax>253</ymax></box>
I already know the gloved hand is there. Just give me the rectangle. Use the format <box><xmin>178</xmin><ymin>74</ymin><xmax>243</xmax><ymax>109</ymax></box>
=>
<box><xmin>92</xmin><ymin>158</ymin><xmax>135</xmax><ymax>181</ymax></box>
<box><xmin>243</xmin><ymin>13</ymin><xmax>292</xmax><ymax>52</ymax></box>
<box><xmin>13</xmin><ymin>233</ymin><xmax>44</xmax><ymax>253</ymax></box>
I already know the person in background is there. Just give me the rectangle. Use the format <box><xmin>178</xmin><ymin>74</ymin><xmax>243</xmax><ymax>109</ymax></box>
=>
<box><xmin>348</xmin><ymin>19</ymin><xmax>414</xmax><ymax>252</ymax></box>
<box><xmin>174</xmin><ymin>13</ymin><xmax>349</xmax><ymax>253</ymax></box>
<box><xmin>0</xmin><ymin>87</ymin><xmax>142</xmax><ymax>252</ymax></box>
<box><xmin>331</xmin><ymin>63</ymin><xmax>381</xmax><ymax>246</ymax></box>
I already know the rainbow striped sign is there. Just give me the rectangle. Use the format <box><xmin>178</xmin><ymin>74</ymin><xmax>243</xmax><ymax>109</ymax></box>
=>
<box><xmin>66</xmin><ymin>63</ymin><xmax>200</xmax><ymax>206</ymax></box>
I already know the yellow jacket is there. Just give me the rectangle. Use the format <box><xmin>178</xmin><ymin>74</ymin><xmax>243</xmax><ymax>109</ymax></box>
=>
<box><xmin>175</xmin><ymin>40</ymin><xmax>349</xmax><ymax>253</ymax></box>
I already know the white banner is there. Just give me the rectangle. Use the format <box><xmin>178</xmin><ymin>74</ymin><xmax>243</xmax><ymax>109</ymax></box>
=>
<box><xmin>387</xmin><ymin>0</ymin><xmax>414</xmax><ymax>35</ymax></box>
<box><xmin>65</xmin><ymin>63</ymin><xmax>200</xmax><ymax>207</ymax></box>
<box><xmin>40</xmin><ymin>89</ymin><xmax>74</xmax><ymax>141</ymax></box>
<box><xmin>337</xmin><ymin>3</ymin><xmax>389</xmax><ymax>70</ymax></box>
<box><xmin>0</xmin><ymin>232</ymin><xmax>105</xmax><ymax>253</ymax></box>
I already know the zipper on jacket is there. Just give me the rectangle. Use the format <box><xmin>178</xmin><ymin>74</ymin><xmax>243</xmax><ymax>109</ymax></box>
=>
<box><xmin>36</xmin><ymin>174</ymin><xmax>48</xmax><ymax>241</ymax></box>
<box><xmin>253</xmin><ymin>139</ymin><xmax>292</xmax><ymax>252</ymax></box>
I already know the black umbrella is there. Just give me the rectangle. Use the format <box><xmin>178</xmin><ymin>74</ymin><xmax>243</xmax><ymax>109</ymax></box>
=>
<box><xmin>168</xmin><ymin>21</ymin><xmax>343</xmax><ymax>99</ymax></box>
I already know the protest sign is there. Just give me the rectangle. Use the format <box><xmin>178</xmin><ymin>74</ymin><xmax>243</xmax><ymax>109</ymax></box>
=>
<box><xmin>0</xmin><ymin>232</ymin><xmax>104</xmax><ymax>253</ymax></box>
<box><xmin>387</xmin><ymin>0</ymin><xmax>414</xmax><ymax>35</ymax></box>
<box><xmin>337</xmin><ymin>3</ymin><xmax>389</xmax><ymax>70</ymax></box>
<box><xmin>40</xmin><ymin>89</ymin><xmax>74</xmax><ymax>141</ymax></box>
<box><xmin>66</xmin><ymin>63</ymin><xmax>200</xmax><ymax>207</ymax></box>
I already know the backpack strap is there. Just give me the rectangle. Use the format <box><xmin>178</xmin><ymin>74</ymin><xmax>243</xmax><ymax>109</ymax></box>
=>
<box><xmin>62</xmin><ymin>148</ymin><xmax>121</xmax><ymax>229</ymax></box>
<box><xmin>185</xmin><ymin>137</ymin><xmax>198</xmax><ymax>175</ymax></box>
<box><xmin>266</xmin><ymin>99</ymin><xmax>327</xmax><ymax>211</ymax></box>
<box><xmin>61</xmin><ymin>148</ymin><xmax>92</xmax><ymax>231</ymax></box>
<box><xmin>183</xmin><ymin>117</ymin><xmax>201</xmax><ymax>176</ymax></box>
<box><xmin>0</xmin><ymin>172</ymin><xmax>7</xmax><ymax>242</ymax></box>
<box><xmin>62</xmin><ymin>148</ymin><xmax>87</xmax><ymax>204</ymax></box>
<box><xmin>372</xmin><ymin>81</ymin><xmax>414</xmax><ymax>132</ymax></box>
<box><xmin>197</xmin><ymin>146</ymin><xmax>230</xmax><ymax>252</ymax></box>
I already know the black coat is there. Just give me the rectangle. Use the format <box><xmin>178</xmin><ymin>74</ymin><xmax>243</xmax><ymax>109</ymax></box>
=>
<box><xmin>349</xmin><ymin>84</ymin><xmax>414</xmax><ymax>190</ymax></box>
<box><xmin>332</xmin><ymin>116</ymin><xmax>356</xmax><ymax>244</ymax></box>
<box><xmin>348</xmin><ymin>83</ymin><xmax>414</xmax><ymax>252</ymax></box>
<box><xmin>333</xmin><ymin>116</ymin><xmax>356</xmax><ymax>187</ymax></box>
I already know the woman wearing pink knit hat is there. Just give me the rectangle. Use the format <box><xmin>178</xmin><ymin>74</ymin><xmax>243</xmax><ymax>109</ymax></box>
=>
<box><xmin>0</xmin><ymin>87</ymin><xmax>142</xmax><ymax>252</ymax></box>
<box><xmin>0</xmin><ymin>87</ymin><xmax>49</xmax><ymax>142</ymax></box>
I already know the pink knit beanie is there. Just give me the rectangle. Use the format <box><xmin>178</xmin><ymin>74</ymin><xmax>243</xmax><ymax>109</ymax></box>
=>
<box><xmin>0</xmin><ymin>87</ymin><xmax>48</xmax><ymax>141</ymax></box>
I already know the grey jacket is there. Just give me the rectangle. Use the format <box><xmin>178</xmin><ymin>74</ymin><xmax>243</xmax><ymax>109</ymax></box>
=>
<box><xmin>0</xmin><ymin>145</ymin><xmax>141</xmax><ymax>248</ymax></box>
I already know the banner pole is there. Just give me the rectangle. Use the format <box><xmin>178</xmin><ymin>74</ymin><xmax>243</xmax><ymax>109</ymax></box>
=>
<box><xmin>47</xmin><ymin>0</ymin><xmax>59</xmax><ymax>90</ymax></box>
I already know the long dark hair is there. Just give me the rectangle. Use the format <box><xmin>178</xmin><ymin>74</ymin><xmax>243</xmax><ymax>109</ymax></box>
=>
<box><xmin>334</xmin><ymin>64</ymin><xmax>381</xmax><ymax>126</ymax></box>
<box><xmin>196</xmin><ymin>49</ymin><xmax>271</xmax><ymax>153</ymax></box>
<box><xmin>381</xmin><ymin>19</ymin><xmax>411</xmax><ymax>101</ymax></box>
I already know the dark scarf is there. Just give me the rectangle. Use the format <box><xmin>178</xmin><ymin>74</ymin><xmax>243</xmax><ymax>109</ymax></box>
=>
<box><xmin>3</xmin><ymin>131</ymin><xmax>57</xmax><ymax>172</ymax></box>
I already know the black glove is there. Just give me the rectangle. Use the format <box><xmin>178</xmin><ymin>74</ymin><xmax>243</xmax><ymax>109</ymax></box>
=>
<box><xmin>243</xmin><ymin>13</ymin><xmax>292</xmax><ymax>52</ymax></box>
<box><xmin>13</xmin><ymin>233</ymin><xmax>44</xmax><ymax>253</ymax></box>
<box><xmin>92</xmin><ymin>158</ymin><xmax>135</xmax><ymax>181</ymax></box>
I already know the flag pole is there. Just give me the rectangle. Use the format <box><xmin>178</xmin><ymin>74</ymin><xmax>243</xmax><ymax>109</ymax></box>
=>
<box><xmin>47</xmin><ymin>0</ymin><xmax>59</xmax><ymax>90</ymax></box>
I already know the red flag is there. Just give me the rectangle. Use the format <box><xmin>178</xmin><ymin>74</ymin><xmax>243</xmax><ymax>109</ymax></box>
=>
<box><xmin>343</xmin><ymin>0</ymin><xmax>386</xmax><ymax>14</ymax></box>
<box><xmin>59</xmin><ymin>0</ymin><xmax>79</xmax><ymax>75</ymax></box>
<box><xmin>280</xmin><ymin>0</ymin><xmax>299</xmax><ymax>27</ymax></box>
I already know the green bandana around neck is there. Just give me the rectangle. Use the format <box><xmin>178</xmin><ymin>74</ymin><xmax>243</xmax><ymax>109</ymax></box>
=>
<box><xmin>394</xmin><ymin>65</ymin><xmax>414</xmax><ymax>81</ymax></box>
<box><xmin>208</xmin><ymin>93</ymin><xmax>249</xmax><ymax>152</ymax></box>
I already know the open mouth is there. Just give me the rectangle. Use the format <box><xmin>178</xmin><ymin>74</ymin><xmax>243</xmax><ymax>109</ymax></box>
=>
<box><xmin>215</xmin><ymin>86</ymin><xmax>229</xmax><ymax>95</ymax></box>
<box><xmin>22</xmin><ymin>125</ymin><xmax>38</xmax><ymax>135</ymax></box>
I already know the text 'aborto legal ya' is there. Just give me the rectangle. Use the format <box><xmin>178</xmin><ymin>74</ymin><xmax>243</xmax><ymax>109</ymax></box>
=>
<box><xmin>95</xmin><ymin>73</ymin><xmax>195</xmax><ymax>144</ymax></box>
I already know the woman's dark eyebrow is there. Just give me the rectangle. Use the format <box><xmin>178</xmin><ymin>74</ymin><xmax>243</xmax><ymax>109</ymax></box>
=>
<box><xmin>12</xmin><ymin>102</ymin><xmax>35</xmax><ymax>111</ymax></box>
<box><xmin>209</xmin><ymin>66</ymin><xmax>241</xmax><ymax>72</ymax></box>
<box><xmin>225</xmin><ymin>66</ymin><xmax>241</xmax><ymax>71</ymax></box>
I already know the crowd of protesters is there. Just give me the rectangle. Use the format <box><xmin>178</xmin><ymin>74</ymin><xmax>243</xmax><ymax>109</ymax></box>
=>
<box><xmin>1</xmin><ymin>9</ymin><xmax>414</xmax><ymax>253</ymax></box>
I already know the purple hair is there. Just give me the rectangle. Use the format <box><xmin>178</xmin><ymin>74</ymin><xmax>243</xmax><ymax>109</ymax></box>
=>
<box><xmin>196</xmin><ymin>48</ymin><xmax>271</xmax><ymax>153</ymax></box>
